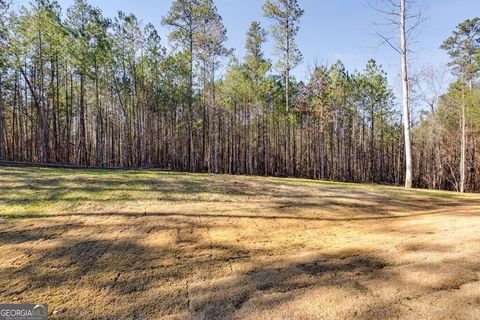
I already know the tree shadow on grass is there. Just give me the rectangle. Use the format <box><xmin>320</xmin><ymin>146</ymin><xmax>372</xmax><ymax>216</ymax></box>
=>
<box><xmin>4</xmin><ymin>203</ymin><xmax>480</xmax><ymax>223</ymax></box>
<box><xmin>0</xmin><ymin>231</ymin><xmax>386</xmax><ymax>318</ymax></box>
<box><xmin>1</xmin><ymin>213</ymin><xmax>479</xmax><ymax>319</ymax></box>
<box><xmin>2</xmin><ymin>168</ymin><xmax>480</xmax><ymax>219</ymax></box>
<box><xmin>2</xmin><ymin>168</ymin><xmax>480</xmax><ymax>318</ymax></box>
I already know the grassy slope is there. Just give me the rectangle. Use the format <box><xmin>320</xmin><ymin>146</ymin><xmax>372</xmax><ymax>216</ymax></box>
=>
<box><xmin>0</xmin><ymin>167</ymin><xmax>475</xmax><ymax>219</ymax></box>
<box><xmin>1</xmin><ymin>167</ymin><xmax>480</xmax><ymax>319</ymax></box>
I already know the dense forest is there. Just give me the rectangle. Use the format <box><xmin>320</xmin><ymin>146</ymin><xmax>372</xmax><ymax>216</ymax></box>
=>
<box><xmin>0</xmin><ymin>0</ymin><xmax>479</xmax><ymax>192</ymax></box>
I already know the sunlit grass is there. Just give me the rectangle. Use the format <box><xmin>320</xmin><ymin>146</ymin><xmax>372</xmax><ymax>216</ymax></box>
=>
<box><xmin>0</xmin><ymin>166</ymin><xmax>477</xmax><ymax>219</ymax></box>
<box><xmin>1</xmin><ymin>167</ymin><xmax>480</xmax><ymax>318</ymax></box>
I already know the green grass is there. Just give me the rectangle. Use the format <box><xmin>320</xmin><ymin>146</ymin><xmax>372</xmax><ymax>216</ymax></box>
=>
<box><xmin>0</xmin><ymin>166</ymin><xmax>476</xmax><ymax>220</ymax></box>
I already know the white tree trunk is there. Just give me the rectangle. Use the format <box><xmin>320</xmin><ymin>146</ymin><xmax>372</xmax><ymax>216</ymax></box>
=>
<box><xmin>460</xmin><ymin>83</ymin><xmax>466</xmax><ymax>193</ymax></box>
<box><xmin>400</xmin><ymin>0</ymin><xmax>413</xmax><ymax>188</ymax></box>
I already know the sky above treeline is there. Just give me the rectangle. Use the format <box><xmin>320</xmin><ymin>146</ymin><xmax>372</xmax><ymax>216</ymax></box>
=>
<box><xmin>11</xmin><ymin>0</ymin><xmax>480</xmax><ymax>91</ymax></box>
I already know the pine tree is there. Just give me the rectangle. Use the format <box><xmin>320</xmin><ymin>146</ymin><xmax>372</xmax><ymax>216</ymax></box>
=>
<box><xmin>441</xmin><ymin>17</ymin><xmax>480</xmax><ymax>192</ymax></box>
<box><xmin>263</xmin><ymin>0</ymin><xmax>303</xmax><ymax>114</ymax></box>
<box><xmin>162</xmin><ymin>0</ymin><xmax>206</xmax><ymax>171</ymax></box>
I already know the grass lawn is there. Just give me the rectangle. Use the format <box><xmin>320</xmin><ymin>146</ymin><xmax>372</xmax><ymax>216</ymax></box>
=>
<box><xmin>1</xmin><ymin>167</ymin><xmax>480</xmax><ymax>319</ymax></box>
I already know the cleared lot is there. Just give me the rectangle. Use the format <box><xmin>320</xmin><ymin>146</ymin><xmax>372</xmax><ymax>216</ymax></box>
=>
<box><xmin>1</xmin><ymin>167</ymin><xmax>480</xmax><ymax>319</ymax></box>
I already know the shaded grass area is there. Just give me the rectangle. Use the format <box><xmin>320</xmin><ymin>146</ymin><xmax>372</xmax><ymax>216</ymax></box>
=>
<box><xmin>0</xmin><ymin>167</ymin><xmax>480</xmax><ymax>319</ymax></box>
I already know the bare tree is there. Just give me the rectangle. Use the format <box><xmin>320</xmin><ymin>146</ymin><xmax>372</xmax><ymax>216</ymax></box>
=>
<box><xmin>369</xmin><ymin>0</ymin><xmax>425</xmax><ymax>188</ymax></box>
<box><xmin>0</xmin><ymin>0</ymin><xmax>12</xmax><ymax>160</ymax></box>
<box><xmin>412</xmin><ymin>65</ymin><xmax>447</xmax><ymax>189</ymax></box>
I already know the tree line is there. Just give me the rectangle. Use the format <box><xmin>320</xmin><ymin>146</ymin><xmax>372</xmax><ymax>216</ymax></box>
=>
<box><xmin>0</xmin><ymin>0</ymin><xmax>479</xmax><ymax>192</ymax></box>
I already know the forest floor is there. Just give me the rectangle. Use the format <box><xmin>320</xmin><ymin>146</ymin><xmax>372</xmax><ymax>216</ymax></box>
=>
<box><xmin>1</xmin><ymin>167</ymin><xmax>480</xmax><ymax>319</ymax></box>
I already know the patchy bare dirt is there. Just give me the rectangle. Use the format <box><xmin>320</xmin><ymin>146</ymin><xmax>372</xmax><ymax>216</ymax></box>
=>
<box><xmin>1</xmin><ymin>167</ymin><xmax>480</xmax><ymax>319</ymax></box>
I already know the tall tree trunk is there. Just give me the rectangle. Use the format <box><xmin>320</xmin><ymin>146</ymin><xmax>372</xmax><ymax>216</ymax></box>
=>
<box><xmin>38</xmin><ymin>31</ymin><xmax>47</xmax><ymax>163</ymax></box>
<box><xmin>95</xmin><ymin>61</ymin><xmax>102</xmax><ymax>166</ymax></box>
<box><xmin>79</xmin><ymin>72</ymin><xmax>87</xmax><ymax>165</ymax></box>
<box><xmin>212</xmin><ymin>67</ymin><xmax>219</xmax><ymax>174</ymax></box>
<box><xmin>459</xmin><ymin>82</ymin><xmax>466</xmax><ymax>192</ymax></box>
<box><xmin>0</xmin><ymin>72</ymin><xmax>4</xmax><ymax>160</ymax></box>
<box><xmin>202</xmin><ymin>60</ymin><xmax>208</xmax><ymax>171</ymax></box>
<box><xmin>400</xmin><ymin>0</ymin><xmax>413</xmax><ymax>188</ymax></box>
<box><xmin>285</xmin><ymin>16</ymin><xmax>291</xmax><ymax>176</ymax></box>
<box><xmin>188</xmin><ymin>32</ymin><xmax>195</xmax><ymax>172</ymax></box>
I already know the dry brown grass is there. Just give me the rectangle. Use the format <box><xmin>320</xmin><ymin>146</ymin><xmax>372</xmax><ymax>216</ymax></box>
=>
<box><xmin>1</xmin><ymin>167</ymin><xmax>480</xmax><ymax>319</ymax></box>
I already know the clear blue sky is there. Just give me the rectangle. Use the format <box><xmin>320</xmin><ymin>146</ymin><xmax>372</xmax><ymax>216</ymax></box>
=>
<box><xmin>12</xmin><ymin>0</ymin><xmax>480</xmax><ymax>86</ymax></box>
